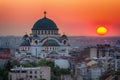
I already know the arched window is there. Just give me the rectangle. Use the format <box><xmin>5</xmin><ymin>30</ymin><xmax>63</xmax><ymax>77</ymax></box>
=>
<box><xmin>64</xmin><ymin>40</ymin><xmax>67</xmax><ymax>45</ymax></box>
<box><xmin>41</xmin><ymin>31</ymin><xmax>43</xmax><ymax>35</ymax></box>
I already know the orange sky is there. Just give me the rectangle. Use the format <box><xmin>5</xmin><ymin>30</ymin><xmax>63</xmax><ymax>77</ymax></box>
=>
<box><xmin>0</xmin><ymin>0</ymin><xmax>120</xmax><ymax>36</ymax></box>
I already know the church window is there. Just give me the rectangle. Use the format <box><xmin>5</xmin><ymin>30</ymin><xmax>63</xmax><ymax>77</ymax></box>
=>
<box><xmin>48</xmin><ymin>30</ymin><xmax>50</xmax><ymax>34</ymax></box>
<box><xmin>55</xmin><ymin>30</ymin><xmax>57</xmax><ymax>34</ymax></box>
<box><xmin>39</xmin><ymin>30</ymin><xmax>41</xmax><ymax>35</ymax></box>
<box><xmin>64</xmin><ymin>40</ymin><xmax>67</xmax><ymax>45</ymax></box>
<box><xmin>50</xmin><ymin>30</ymin><xmax>51</xmax><ymax>35</ymax></box>
<box><xmin>51</xmin><ymin>30</ymin><xmax>53</xmax><ymax>35</ymax></box>
<box><xmin>41</xmin><ymin>31</ymin><xmax>43</xmax><ymax>35</ymax></box>
<box><xmin>53</xmin><ymin>30</ymin><xmax>55</xmax><ymax>35</ymax></box>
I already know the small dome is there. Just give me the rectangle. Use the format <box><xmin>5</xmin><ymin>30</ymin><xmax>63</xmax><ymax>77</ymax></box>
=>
<box><xmin>23</xmin><ymin>34</ymin><xmax>29</xmax><ymax>39</ymax></box>
<box><xmin>32</xmin><ymin>17</ymin><xmax>58</xmax><ymax>30</ymax></box>
<box><xmin>49</xmin><ymin>51</ymin><xmax>58</xmax><ymax>55</ymax></box>
<box><xmin>20</xmin><ymin>40</ymin><xmax>31</xmax><ymax>46</ymax></box>
<box><xmin>42</xmin><ymin>39</ymin><xmax>60</xmax><ymax>46</ymax></box>
<box><xmin>61</xmin><ymin>34</ymin><xmax>67</xmax><ymax>38</ymax></box>
<box><xmin>60</xmin><ymin>34</ymin><xmax>68</xmax><ymax>40</ymax></box>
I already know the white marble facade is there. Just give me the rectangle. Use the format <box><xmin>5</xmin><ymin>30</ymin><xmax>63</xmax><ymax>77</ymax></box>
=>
<box><xmin>15</xmin><ymin>12</ymin><xmax>70</xmax><ymax>58</ymax></box>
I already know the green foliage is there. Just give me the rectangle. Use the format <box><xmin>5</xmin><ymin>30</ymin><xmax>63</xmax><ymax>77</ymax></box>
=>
<box><xmin>4</xmin><ymin>59</ymin><xmax>71</xmax><ymax>80</ymax></box>
<box><xmin>115</xmin><ymin>70</ymin><xmax>120</xmax><ymax>75</ymax></box>
<box><xmin>11</xmin><ymin>60</ymin><xmax>20</xmax><ymax>67</ymax></box>
<box><xmin>4</xmin><ymin>60</ymin><xmax>13</xmax><ymax>71</ymax></box>
<box><xmin>0</xmin><ymin>65</ymin><xmax>8</xmax><ymax>80</ymax></box>
<box><xmin>22</xmin><ymin>62</ymin><xmax>38</xmax><ymax>67</ymax></box>
<box><xmin>0</xmin><ymin>60</ymin><xmax>21</xmax><ymax>80</ymax></box>
<box><xmin>38</xmin><ymin>59</ymin><xmax>47</xmax><ymax>66</ymax></box>
<box><xmin>60</xmin><ymin>68</ymin><xmax>71</xmax><ymax>75</ymax></box>
<box><xmin>21</xmin><ymin>59</ymin><xmax>54</xmax><ymax>68</ymax></box>
<box><xmin>0</xmin><ymin>65</ymin><xmax>3</xmax><ymax>78</ymax></box>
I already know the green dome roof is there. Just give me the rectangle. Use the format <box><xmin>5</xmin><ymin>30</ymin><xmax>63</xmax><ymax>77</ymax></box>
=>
<box><xmin>20</xmin><ymin>40</ymin><xmax>31</xmax><ymax>46</ymax></box>
<box><xmin>32</xmin><ymin>17</ymin><xmax>58</xmax><ymax>30</ymax></box>
<box><xmin>42</xmin><ymin>39</ymin><xmax>60</xmax><ymax>46</ymax></box>
<box><xmin>23</xmin><ymin>34</ymin><xmax>29</xmax><ymax>40</ymax></box>
<box><xmin>50</xmin><ymin>51</ymin><xmax>58</xmax><ymax>55</ymax></box>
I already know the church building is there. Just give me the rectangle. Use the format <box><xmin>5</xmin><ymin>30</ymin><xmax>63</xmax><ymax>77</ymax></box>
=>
<box><xmin>15</xmin><ymin>12</ymin><xmax>70</xmax><ymax>58</ymax></box>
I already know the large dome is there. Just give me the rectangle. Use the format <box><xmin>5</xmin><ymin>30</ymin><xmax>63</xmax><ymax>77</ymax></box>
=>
<box><xmin>32</xmin><ymin>17</ymin><xmax>58</xmax><ymax>30</ymax></box>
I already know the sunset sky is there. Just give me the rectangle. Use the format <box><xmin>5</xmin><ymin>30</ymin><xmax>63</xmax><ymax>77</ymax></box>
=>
<box><xmin>0</xmin><ymin>0</ymin><xmax>120</xmax><ymax>36</ymax></box>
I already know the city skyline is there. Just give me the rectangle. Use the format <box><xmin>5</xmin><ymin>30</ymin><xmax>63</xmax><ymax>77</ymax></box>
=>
<box><xmin>0</xmin><ymin>0</ymin><xmax>120</xmax><ymax>36</ymax></box>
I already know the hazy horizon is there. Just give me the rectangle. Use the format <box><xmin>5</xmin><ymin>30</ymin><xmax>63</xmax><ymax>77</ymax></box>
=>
<box><xmin>0</xmin><ymin>0</ymin><xmax>120</xmax><ymax>36</ymax></box>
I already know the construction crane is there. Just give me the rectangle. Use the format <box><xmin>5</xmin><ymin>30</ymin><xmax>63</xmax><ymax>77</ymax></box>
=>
<box><xmin>45</xmin><ymin>36</ymin><xmax>49</xmax><ymax>58</ymax></box>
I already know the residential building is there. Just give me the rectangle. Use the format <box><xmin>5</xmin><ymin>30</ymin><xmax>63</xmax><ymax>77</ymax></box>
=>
<box><xmin>9</xmin><ymin>66</ymin><xmax>51</xmax><ymax>80</ymax></box>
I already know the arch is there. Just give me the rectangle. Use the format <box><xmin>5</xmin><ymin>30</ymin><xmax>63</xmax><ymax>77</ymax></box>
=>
<box><xmin>41</xmin><ymin>37</ymin><xmax>61</xmax><ymax>46</ymax></box>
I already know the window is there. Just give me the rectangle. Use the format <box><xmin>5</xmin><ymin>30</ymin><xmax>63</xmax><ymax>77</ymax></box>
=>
<box><xmin>30</xmin><ymin>76</ymin><xmax>32</xmax><ymax>78</ymax></box>
<box><xmin>30</xmin><ymin>71</ymin><xmax>32</xmax><ymax>74</ymax></box>
<box><xmin>40</xmin><ymin>71</ymin><xmax>42</xmax><ymax>74</ymax></box>
<box><xmin>34</xmin><ymin>76</ymin><xmax>37</xmax><ymax>78</ymax></box>
<box><xmin>40</xmin><ymin>75</ymin><xmax>42</xmax><ymax>78</ymax></box>
<box><xmin>41</xmin><ymin>31</ymin><xmax>43</xmax><ymax>34</ymax></box>
<box><xmin>48</xmin><ymin>30</ymin><xmax>50</xmax><ymax>34</ymax></box>
<box><xmin>35</xmin><ymin>71</ymin><xmax>37</xmax><ymax>74</ymax></box>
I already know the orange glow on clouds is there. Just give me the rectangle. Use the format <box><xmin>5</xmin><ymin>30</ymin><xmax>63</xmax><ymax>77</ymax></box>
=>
<box><xmin>0</xmin><ymin>0</ymin><xmax>120</xmax><ymax>36</ymax></box>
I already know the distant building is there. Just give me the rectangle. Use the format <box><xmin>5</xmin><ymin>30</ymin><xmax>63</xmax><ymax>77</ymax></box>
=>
<box><xmin>114</xmin><ymin>51</ymin><xmax>120</xmax><ymax>71</ymax></box>
<box><xmin>0</xmin><ymin>48</ymin><xmax>11</xmax><ymax>66</ymax></box>
<box><xmin>15</xmin><ymin>12</ymin><xmax>70</xmax><ymax>58</ymax></box>
<box><xmin>75</xmin><ymin>59</ymin><xmax>102</xmax><ymax>80</ymax></box>
<box><xmin>0</xmin><ymin>48</ymin><xmax>11</xmax><ymax>59</ymax></box>
<box><xmin>115</xmin><ymin>40</ymin><xmax>120</xmax><ymax>49</ymax></box>
<box><xmin>55</xmin><ymin>59</ymin><xmax>70</xmax><ymax>69</ymax></box>
<box><xmin>9</xmin><ymin>66</ymin><xmax>51</xmax><ymax>80</ymax></box>
<box><xmin>88</xmin><ymin>66</ymin><xmax>102</xmax><ymax>80</ymax></box>
<box><xmin>0</xmin><ymin>36</ymin><xmax>22</xmax><ymax>49</ymax></box>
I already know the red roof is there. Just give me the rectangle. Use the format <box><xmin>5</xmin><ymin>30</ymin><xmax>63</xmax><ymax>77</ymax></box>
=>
<box><xmin>0</xmin><ymin>49</ymin><xmax>11</xmax><ymax>59</ymax></box>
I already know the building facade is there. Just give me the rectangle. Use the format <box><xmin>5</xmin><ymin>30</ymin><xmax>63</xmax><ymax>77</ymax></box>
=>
<box><xmin>9</xmin><ymin>66</ymin><xmax>51</xmax><ymax>80</ymax></box>
<box><xmin>15</xmin><ymin>12</ymin><xmax>70</xmax><ymax>58</ymax></box>
<box><xmin>0</xmin><ymin>48</ymin><xmax>11</xmax><ymax>66</ymax></box>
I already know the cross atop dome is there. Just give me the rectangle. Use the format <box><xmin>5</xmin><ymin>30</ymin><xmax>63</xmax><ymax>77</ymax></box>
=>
<box><xmin>44</xmin><ymin>11</ymin><xmax>47</xmax><ymax>18</ymax></box>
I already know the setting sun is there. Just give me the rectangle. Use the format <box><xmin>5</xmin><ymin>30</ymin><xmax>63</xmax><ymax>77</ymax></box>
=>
<box><xmin>97</xmin><ymin>26</ymin><xmax>108</xmax><ymax>35</ymax></box>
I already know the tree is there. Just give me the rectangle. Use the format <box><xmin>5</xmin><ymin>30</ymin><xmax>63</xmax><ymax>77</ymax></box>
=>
<box><xmin>38</xmin><ymin>59</ymin><xmax>47</xmax><ymax>66</ymax></box>
<box><xmin>4</xmin><ymin>60</ymin><xmax>13</xmax><ymax>71</ymax></box>
<box><xmin>0</xmin><ymin>65</ymin><xmax>8</xmax><ymax>80</ymax></box>
<box><xmin>11</xmin><ymin>60</ymin><xmax>20</xmax><ymax>67</ymax></box>
<box><xmin>0</xmin><ymin>65</ymin><xmax>3</xmax><ymax>79</ymax></box>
